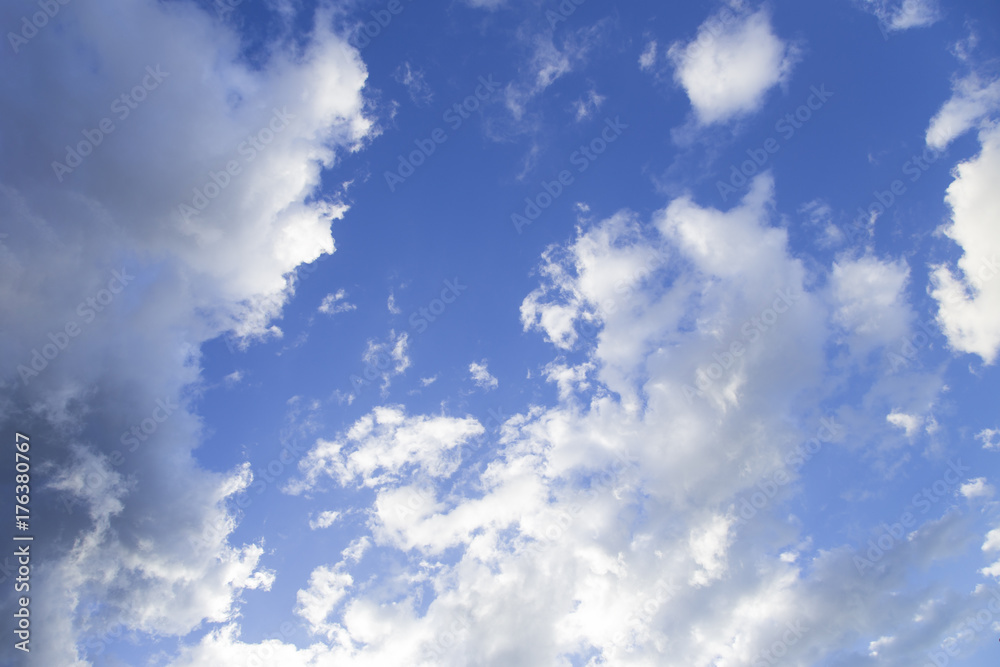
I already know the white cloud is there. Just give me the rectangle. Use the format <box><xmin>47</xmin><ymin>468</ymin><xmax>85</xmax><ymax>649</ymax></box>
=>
<box><xmin>960</xmin><ymin>477</ymin><xmax>994</xmax><ymax>500</ymax></box>
<box><xmin>543</xmin><ymin>360</ymin><xmax>594</xmax><ymax>400</ymax></box>
<box><xmin>469</xmin><ymin>359</ymin><xmax>499</xmax><ymax>390</ymax></box>
<box><xmin>799</xmin><ymin>199</ymin><xmax>846</xmax><ymax>248</ymax></box>
<box><xmin>333</xmin><ymin>390</ymin><xmax>356</xmax><ymax>406</ymax></box>
<box><xmin>13</xmin><ymin>3</ymin><xmax>996</xmax><ymax>667</ymax></box>
<box><xmin>359</xmin><ymin>330</ymin><xmax>411</xmax><ymax>395</ymax></box>
<box><xmin>639</xmin><ymin>40</ymin><xmax>658</xmax><ymax>71</ymax></box>
<box><xmin>309</xmin><ymin>510</ymin><xmax>341</xmax><ymax>530</ymax></box>
<box><xmin>830</xmin><ymin>255</ymin><xmax>913</xmax><ymax>357</ymax></box>
<box><xmin>572</xmin><ymin>88</ymin><xmax>606</xmax><ymax>121</ymax></box>
<box><xmin>886</xmin><ymin>410</ymin><xmax>922</xmax><ymax>437</ymax></box>
<box><xmin>0</xmin><ymin>0</ymin><xmax>373</xmax><ymax>661</ymax></box>
<box><xmin>46</xmin><ymin>458</ymin><xmax>274</xmax><ymax>643</ymax></box>
<box><xmin>394</xmin><ymin>61</ymin><xmax>433</xmax><ymax>106</ymax></box>
<box><xmin>981</xmin><ymin>524</ymin><xmax>1000</xmax><ymax>578</ymax></box>
<box><xmin>668</xmin><ymin>7</ymin><xmax>797</xmax><ymax>125</ymax></box>
<box><xmin>295</xmin><ymin>564</ymin><xmax>354</xmax><ymax>637</ymax></box>
<box><xmin>169</xmin><ymin>624</ymin><xmax>323</xmax><ymax>667</ymax></box>
<box><xmin>926</xmin><ymin>73</ymin><xmax>1000</xmax><ymax>150</ymax></box>
<box><xmin>223</xmin><ymin>370</ymin><xmax>243</xmax><ymax>386</ymax></box>
<box><xmin>387</xmin><ymin>291</ymin><xmax>402</xmax><ymax>315</ymax></box>
<box><xmin>391</xmin><ymin>332</ymin><xmax>410</xmax><ymax>370</ymax></box>
<box><xmin>341</xmin><ymin>536</ymin><xmax>371</xmax><ymax>562</ymax></box>
<box><xmin>984</xmin><ymin>528</ymin><xmax>1000</xmax><ymax>552</ymax></box>
<box><xmin>319</xmin><ymin>289</ymin><xmax>357</xmax><ymax>315</ymax></box>
<box><xmin>164</xmin><ymin>175</ymin><xmax>996</xmax><ymax>667</ymax></box>
<box><xmin>863</xmin><ymin>0</ymin><xmax>941</xmax><ymax>33</ymax></box>
<box><xmin>688</xmin><ymin>514</ymin><xmax>734</xmax><ymax>587</ymax></box>
<box><xmin>929</xmin><ymin>122</ymin><xmax>1000</xmax><ymax>364</ymax></box>
<box><xmin>287</xmin><ymin>406</ymin><xmax>484</xmax><ymax>491</ymax></box>
<box><xmin>504</xmin><ymin>22</ymin><xmax>606</xmax><ymax>121</ymax></box>
<box><xmin>978</xmin><ymin>428</ymin><xmax>1000</xmax><ymax>450</ymax></box>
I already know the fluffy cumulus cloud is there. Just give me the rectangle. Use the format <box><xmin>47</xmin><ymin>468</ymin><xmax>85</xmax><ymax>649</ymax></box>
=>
<box><xmin>0</xmin><ymin>0</ymin><xmax>372</xmax><ymax>664</ymax></box>
<box><xmin>929</xmin><ymin>121</ymin><xmax>1000</xmax><ymax>364</ymax></box>
<box><xmin>8</xmin><ymin>4</ymin><xmax>998</xmax><ymax>666</ymax></box>
<box><xmin>168</xmin><ymin>175</ymin><xmax>994</xmax><ymax>666</ymax></box>
<box><xmin>668</xmin><ymin>6</ymin><xmax>797</xmax><ymax>125</ymax></box>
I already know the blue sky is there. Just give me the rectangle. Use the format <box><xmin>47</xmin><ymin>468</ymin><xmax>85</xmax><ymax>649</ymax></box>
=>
<box><xmin>2</xmin><ymin>0</ymin><xmax>1000</xmax><ymax>665</ymax></box>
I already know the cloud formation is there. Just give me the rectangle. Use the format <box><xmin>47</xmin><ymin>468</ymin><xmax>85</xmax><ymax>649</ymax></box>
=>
<box><xmin>0</xmin><ymin>0</ymin><xmax>373</xmax><ymax>663</ymax></box>
<box><xmin>668</xmin><ymin>7</ymin><xmax>797</xmax><ymax>125</ymax></box>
